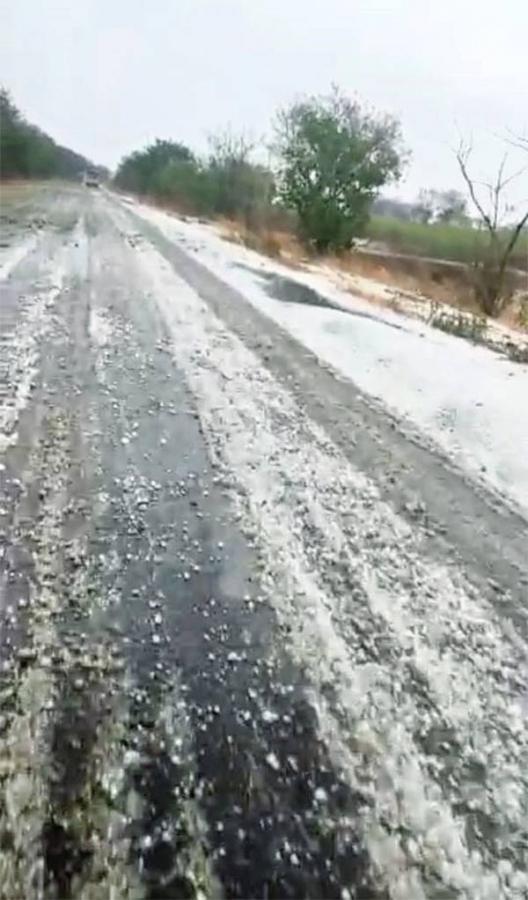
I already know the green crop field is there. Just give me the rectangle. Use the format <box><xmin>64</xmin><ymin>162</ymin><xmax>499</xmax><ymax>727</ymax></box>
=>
<box><xmin>366</xmin><ymin>216</ymin><xmax>528</xmax><ymax>270</ymax></box>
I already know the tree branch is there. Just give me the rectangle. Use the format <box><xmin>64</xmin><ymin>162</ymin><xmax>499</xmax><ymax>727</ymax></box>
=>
<box><xmin>499</xmin><ymin>210</ymin><xmax>528</xmax><ymax>277</ymax></box>
<box><xmin>456</xmin><ymin>144</ymin><xmax>494</xmax><ymax>235</ymax></box>
<box><xmin>504</xmin><ymin>130</ymin><xmax>528</xmax><ymax>153</ymax></box>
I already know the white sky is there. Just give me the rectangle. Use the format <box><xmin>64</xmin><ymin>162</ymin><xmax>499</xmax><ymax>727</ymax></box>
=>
<box><xmin>2</xmin><ymin>0</ymin><xmax>527</xmax><ymax>205</ymax></box>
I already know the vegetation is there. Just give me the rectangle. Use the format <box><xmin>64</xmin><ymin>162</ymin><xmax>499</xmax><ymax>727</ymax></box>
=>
<box><xmin>3</xmin><ymin>82</ymin><xmax>526</xmax><ymax>329</ymax></box>
<box><xmin>112</xmin><ymin>88</ymin><xmax>526</xmax><ymax>321</ymax></box>
<box><xmin>456</xmin><ymin>142</ymin><xmax>528</xmax><ymax>316</ymax></box>
<box><xmin>112</xmin><ymin>139</ymin><xmax>194</xmax><ymax>194</ymax></box>
<box><xmin>273</xmin><ymin>88</ymin><xmax>406</xmax><ymax>251</ymax></box>
<box><xmin>413</xmin><ymin>188</ymin><xmax>468</xmax><ymax>225</ymax></box>
<box><xmin>0</xmin><ymin>88</ymin><xmax>104</xmax><ymax>181</ymax></box>
<box><xmin>430</xmin><ymin>308</ymin><xmax>488</xmax><ymax>343</ymax></box>
<box><xmin>366</xmin><ymin>215</ymin><xmax>528</xmax><ymax>269</ymax></box>
<box><xmin>115</xmin><ymin>89</ymin><xmax>405</xmax><ymax>250</ymax></box>
<box><xmin>428</xmin><ymin>305</ymin><xmax>528</xmax><ymax>362</ymax></box>
<box><xmin>114</xmin><ymin>133</ymin><xmax>274</xmax><ymax>226</ymax></box>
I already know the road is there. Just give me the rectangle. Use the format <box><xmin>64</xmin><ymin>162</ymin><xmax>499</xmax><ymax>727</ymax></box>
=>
<box><xmin>0</xmin><ymin>183</ymin><xmax>527</xmax><ymax>900</ymax></box>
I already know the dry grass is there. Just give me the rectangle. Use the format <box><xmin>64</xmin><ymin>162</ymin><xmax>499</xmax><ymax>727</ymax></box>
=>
<box><xmin>210</xmin><ymin>213</ymin><xmax>477</xmax><ymax>304</ymax></box>
<box><xmin>222</xmin><ymin>219</ymin><xmax>528</xmax><ymax>333</ymax></box>
<box><xmin>0</xmin><ymin>179</ymin><xmax>40</xmax><ymax>201</ymax></box>
<box><xmin>143</xmin><ymin>197</ymin><xmax>528</xmax><ymax>335</ymax></box>
<box><xmin>327</xmin><ymin>250</ymin><xmax>483</xmax><ymax>313</ymax></box>
<box><xmin>215</xmin><ymin>215</ymin><xmax>485</xmax><ymax>311</ymax></box>
<box><xmin>215</xmin><ymin>218</ymin><xmax>308</xmax><ymax>267</ymax></box>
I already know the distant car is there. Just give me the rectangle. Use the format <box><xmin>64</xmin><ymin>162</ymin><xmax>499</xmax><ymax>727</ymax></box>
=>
<box><xmin>84</xmin><ymin>170</ymin><xmax>100</xmax><ymax>188</ymax></box>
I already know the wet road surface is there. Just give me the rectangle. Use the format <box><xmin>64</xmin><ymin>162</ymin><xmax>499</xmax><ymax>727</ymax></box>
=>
<box><xmin>0</xmin><ymin>184</ymin><xmax>527</xmax><ymax>900</ymax></box>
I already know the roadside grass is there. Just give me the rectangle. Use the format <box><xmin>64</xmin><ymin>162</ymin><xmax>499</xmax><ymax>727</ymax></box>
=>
<box><xmin>326</xmin><ymin>249</ymin><xmax>480</xmax><ymax>309</ymax></box>
<box><xmin>0</xmin><ymin>179</ymin><xmax>61</xmax><ymax>216</ymax></box>
<box><xmin>137</xmin><ymin>193</ymin><xmax>528</xmax><ymax>343</ymax></box>
<box><xmin>430</xmin><ymin>309</ymin><xmax>488</xmax><ymax>343</ymax></box>
<box><xmin>199</xmin><ymin>213</ymin><xmax>528</xmax><ymax>334</ymax></box>
<box><xmin>216</xmin><ymin>217</ymin><xmax>306</xmax><ymax>265</ymax></box>
<box><xmin>428</xmin><ymin>306</ymin><xmax>528</xmax><ymax>362</ymax></box>
<box><xmin>366</xmin><ymin>216</ymin><xmax>528</xmax><ymax>271</ymax></box>
<box><xmin>0</xmin><ymin>179</ymin><xmax>42</xmax><ymax>204</ymax></box>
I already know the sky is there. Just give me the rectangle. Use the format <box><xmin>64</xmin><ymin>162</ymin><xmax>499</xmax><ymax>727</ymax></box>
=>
<box><xmin>2</xmin><ymin>0</ymin><xmax>527</xmax><ymax>206</ymax></box>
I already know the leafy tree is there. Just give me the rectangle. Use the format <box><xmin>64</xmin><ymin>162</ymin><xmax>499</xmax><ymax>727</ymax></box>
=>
<box><xmin>1</xmin><ymin>88</ymin><xmax>28</xmax><ymax>175</ymax></box>
<box><xmin>114</xmin><ymin>140</ymin><xmax>195</xmax><ymax>194</ymax></box>
<box><xmin>274</xmin><ymin>88</ymin><xmax>406</xmax><ymax>251</ymax></box>
<box><xmin>114</xmin><ymin>131</ymin><xmax>275</xmax><ymax>225</ymax></box>
<box><xmin>1</xmin><ymin>86</ymin><xmax>98</xmax><ymax>180</ymax></box>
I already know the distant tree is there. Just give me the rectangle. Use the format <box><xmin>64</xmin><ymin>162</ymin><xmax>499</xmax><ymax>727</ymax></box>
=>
<box><xmin>413</xmin><ymin>189</ymin><xmax>435</xmax><ymax>224</ymax></box>
<box><xmin>456</xmin><ymin>141</ymin><xmax>528</xmax><ymax>316</ymax></box>
<box><xmin>412</xmin><ymin>188</ymin><xmax>468</xmax><ymax>225</ymax></box>
<box><xmin>274</xmin><ymin>87</ymin><xmax>406</xmax><ymax>251</ymax></box>
<box><xmin>206</xmin><ymin>129</ymin><xmax>275</xmax><ymax>225</ymax></box>
<box><xmin>114</xmin><ymin>139</ymin><xmax>195</xmax><ymax>193</ymax></box>
<box><xmin>0</xmin><ymin>88</ymin><xmax>28</xmax><ymax>176</ymax></box>
<box><xmin>1</xmin><ymin>86</ymin><xmax>98</xmax><ymax>180</ymax></box>
<box><xmin>149</xmin><ymin>157</ymin><xmax>206</xmax><ymax>209</ymax></box>
<box><xmin>435</xmin><ymin>189</ymin><xmax>468</xmax><ymax>223</ymax></box>
<box><xmin>372</xmin><ymin>196</ymin><xmax>415</xmax><ymax>221</ymax></box>
<box><xmin>114</xmin><ymin>132</ymin><xmax>275</xmax><ymax>225</ymax></box>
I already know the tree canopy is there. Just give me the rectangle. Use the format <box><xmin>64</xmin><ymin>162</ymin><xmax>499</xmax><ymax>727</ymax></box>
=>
<box><xmin>0</xmin><ymin>88</ymin><xmax>104</xmax><ymax>181</ymax></box>
<box><xmin>274</xmin><ymin>88</ymin><xmax>406</xmax><ymax>251</ymax></box>
<box><xmin>114</xmin><ymin>140</ymin><xmax>195</xmax><ymax>194</ymax></box>
<box><xmin>114</xmin><ymin>132</ymin><xmax>275</xmax><ymax>225</ymax></box>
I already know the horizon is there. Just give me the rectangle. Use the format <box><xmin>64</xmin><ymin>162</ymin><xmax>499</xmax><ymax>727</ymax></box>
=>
<box><xmin>2</xmin><ymin>0</ymin><xmax>527</xmax><ymax>210</ymax></box>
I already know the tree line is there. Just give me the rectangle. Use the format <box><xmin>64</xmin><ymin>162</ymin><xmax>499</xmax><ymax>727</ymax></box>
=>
<box><xmin>114</xmin><ymin>88</ymin><xmax>405</xmax><ymax>253</ymax></box>
<box><xmin>114</xmin><ymin>132</ymin><xmax>275</xmax><ymax>230</ymax></box>
<box><xmin>115</xmin><ymin>87</ymin><xmax>527</xmax><ymax>316</ymax></box>
<box><xmin>0</xmin><ymin>88</ymin><xmax>106</xmax><ymax>182</ymax></box>
<box><xmin>2</xmin><ymin>84</ymin><xmax>525</xmax><ymax>317</ymax></box>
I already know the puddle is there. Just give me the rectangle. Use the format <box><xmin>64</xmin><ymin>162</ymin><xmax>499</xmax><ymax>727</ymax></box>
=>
<box><xmin>235</xmin><ymin>263</ymin><xmax>407</xmax><ymax>332</ymax></box>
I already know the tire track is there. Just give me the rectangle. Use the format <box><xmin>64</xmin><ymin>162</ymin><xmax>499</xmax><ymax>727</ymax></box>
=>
<box><xmin>0</xmin><ymin>411</ymin><xmax>75</xmax><ymax>899</ymax></box>
<box><xmin>1</xmin><ymin>213</ymin><xmax>140</xmax><ymax>899</ymax></box>
<box><xmin>3</xmin><ymin>184</ymin><xmax>526</xmax><ymax>900</ymax></box>
<box><xmin>118</xmin><ymin>215</ymin><xmax>527</xmax><ymax>899</ymax></box>
<box><xmin>118</xmin><ymin>193</ymin><xmax>528</xmax><ymax>641</ymax></box>
<box><xmin>83</xmin><ymin>218</ymin><xmax>382</xmax><ymax>898</ymax></box>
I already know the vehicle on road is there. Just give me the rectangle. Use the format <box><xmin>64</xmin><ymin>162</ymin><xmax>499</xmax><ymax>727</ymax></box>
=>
<box><xmin>84</xmin><ymin>168</ymin><xmax>100</xmax><ymax>188</ymax></box>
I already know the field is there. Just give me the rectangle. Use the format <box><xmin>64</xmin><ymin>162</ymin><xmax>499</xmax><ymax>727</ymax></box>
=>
<box><xmin>366</xmin><ymin>215</ymin><xmax>528</xmax><ymax>270</ymax></box>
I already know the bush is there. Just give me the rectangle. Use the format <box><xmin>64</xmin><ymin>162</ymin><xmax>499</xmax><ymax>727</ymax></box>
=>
<box><xmin>431</xmin><ymin>309</ymin><xmax>487</xmax><ymax>343</ymax></box>
<box><xmin>114</xmin><ymin>131</ymin><xmax>276</xmax><ymax>228</ymax></box>
<box><xmin>114</xmin><ymin>140</ymin><xmax>195</xmax><ymax>195</ymax></box>
<box><xmin>149</xmin><ymin>160</ymin><xmax>209</xmax><ymax>214</ymax></box>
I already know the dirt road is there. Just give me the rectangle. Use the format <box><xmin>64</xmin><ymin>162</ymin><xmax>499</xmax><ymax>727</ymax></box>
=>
<box><xmin>1</xmin><ymin>184</ymin><xmax>527</xmax><ymax>900</ymax></box>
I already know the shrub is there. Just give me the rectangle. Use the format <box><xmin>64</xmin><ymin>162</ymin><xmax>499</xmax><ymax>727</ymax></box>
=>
<box><xmin>431</xmin><ymin>309</ymin><xmax>488</xmax><ymax>343</ymax></box>
<box><xmin>114</xmin><ymin>132</ymin><xmax>276</xmax><ymax>227</ymax></box>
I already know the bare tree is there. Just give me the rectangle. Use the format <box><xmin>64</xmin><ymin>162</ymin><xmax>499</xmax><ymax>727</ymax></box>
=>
<box><xmin>505</xmin><ymin>131</ymin><xmax>528</xmax><ymax>154</ymax></box>
<box><xmin>456</xmin><ymin>141</ymin><xmax>528</xmax><ymax>316</ymax></box>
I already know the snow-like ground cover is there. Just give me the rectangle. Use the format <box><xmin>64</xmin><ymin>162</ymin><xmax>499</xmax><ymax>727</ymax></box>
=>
<box><xmin>122</xmin><ymin>197</ymin><xmax>528</xmax><ymax>519</ymax></box>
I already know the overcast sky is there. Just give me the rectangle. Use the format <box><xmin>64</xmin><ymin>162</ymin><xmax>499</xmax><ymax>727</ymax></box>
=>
<box><xmin>2</xmin><ymin>0</ymin><xmax>527</xmax><ymax>205</ymax></box>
